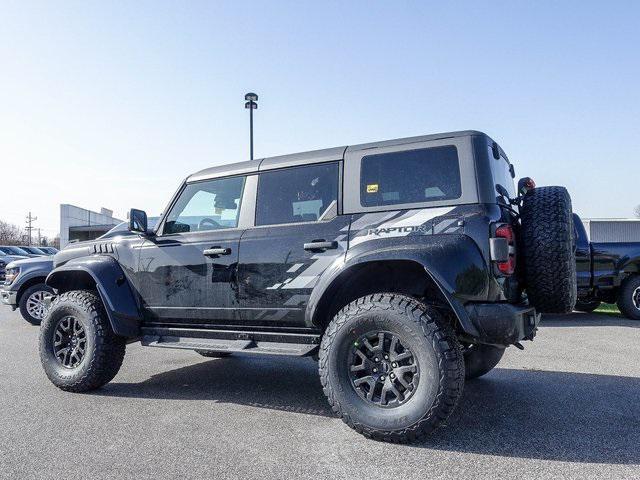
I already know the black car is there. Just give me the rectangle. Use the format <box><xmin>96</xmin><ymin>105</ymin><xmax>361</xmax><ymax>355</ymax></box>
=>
<box><xmin>39</xmin><ymin>130</ymin><xmax>576</xmax><ymax>442</ymax></box>
<box><xmin>574</xmin><ymin>214</ymin><xmax>640</xmax><ymax>319</ymax></box>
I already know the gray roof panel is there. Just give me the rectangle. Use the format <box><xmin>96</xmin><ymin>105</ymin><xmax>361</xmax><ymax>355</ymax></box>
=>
<box><xmin>185</xmin><ymin>130</ymin><xmax>485</xmax><ymax>183</ymax></box>
<box><xmin>346</xmin><ymin>130</ymin><xmax>486</xmax><ymax>153</ymax></box>
<box><xmin>259</xmin><ymin>146</ymin><xmax>346</xmax><ymax>172</ymax></box>
<box><xmin>188</xmin><ymin>159</ymin><xmax>262</xmax><ymax>183</ymax></box>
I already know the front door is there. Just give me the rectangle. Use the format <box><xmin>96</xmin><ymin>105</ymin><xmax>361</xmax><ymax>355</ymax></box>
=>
<box><xmin>237</xmin><ymin>162</ymin><xmax>349</xmax><ymax>327</ymax></box>
<box><xmin>137</xmin><ymin>175</ymin><xmax>246</xmax><ymax>325</ymax></box>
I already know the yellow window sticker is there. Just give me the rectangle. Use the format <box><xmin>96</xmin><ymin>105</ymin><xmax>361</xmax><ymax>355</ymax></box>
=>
<box><xmin>366</xmin><ymin>184</ymin><xmax>379</xmax><ymax>193</ymax></box>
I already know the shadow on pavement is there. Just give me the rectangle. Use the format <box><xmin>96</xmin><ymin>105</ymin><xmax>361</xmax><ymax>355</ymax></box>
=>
<box><xmin>426</xmin><ymin>368</ymin><xmax>639</xmax><ymax>464</ymax></box>
<box><xmin>541</xmin><ymin>312</ymin><xmax>640</xmax><ymax>328</ymax></box>
<box><xmin>99</xmin><ymin>354</ymin><xmax>639</xmax><ymax>464</ymax></box>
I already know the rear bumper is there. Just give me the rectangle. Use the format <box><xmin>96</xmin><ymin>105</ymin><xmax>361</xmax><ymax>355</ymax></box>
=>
<box><xmin>465</xmin><ymin>303</ymin><xmax>539</xmax><ymax>345</ymax></box>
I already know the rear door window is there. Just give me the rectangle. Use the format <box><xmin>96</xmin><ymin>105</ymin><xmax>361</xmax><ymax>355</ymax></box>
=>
<box><xmin>360</xmin><ymin>146</ymin><xmax>461</xmax><ymax>207</ymax></box>
<box><xmin>256</xmin><ymin>163</ymin><xmax>339</xmax><ymax>226</ymax></box>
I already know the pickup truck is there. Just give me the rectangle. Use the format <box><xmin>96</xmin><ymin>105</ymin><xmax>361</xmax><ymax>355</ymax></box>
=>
<box><xmin>574</xmin><ymin>214</ymin><xmax>640</xmax><ymax>319</ymax></box>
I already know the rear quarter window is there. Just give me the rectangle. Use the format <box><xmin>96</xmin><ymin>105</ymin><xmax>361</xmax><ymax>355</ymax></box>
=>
<box><xmin>489</xmin><ymin>146</ymin><xmax>516</xmax><ymax>199</ymax></box>
<box><xmin>360</xmin><ymin>145</ymin><xmax>461</xmax><ymax>207</ymax></box>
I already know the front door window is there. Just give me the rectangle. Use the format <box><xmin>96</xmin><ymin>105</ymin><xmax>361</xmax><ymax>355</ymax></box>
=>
<box><xmin>163</xmin><ymin>176</ymin><xmax>245</xmax><ymax>235</ymax></box>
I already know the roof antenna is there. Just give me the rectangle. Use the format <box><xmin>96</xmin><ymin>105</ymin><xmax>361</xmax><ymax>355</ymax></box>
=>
<box><xmin>244</xmin><ymin>92</ymin><xmax>258</xmax><ymax>160</ymax></box>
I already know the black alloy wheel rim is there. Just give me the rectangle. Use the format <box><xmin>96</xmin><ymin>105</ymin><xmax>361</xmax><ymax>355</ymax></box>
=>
<box><xmin>348</xmin><ymin>331</ymin><xmax>419</xmax><ymax>408</ymax></box>
<box><xmin>53</xmin><ymin>316</ymin><xmax>87</xmax><ymax>369</ymax></box>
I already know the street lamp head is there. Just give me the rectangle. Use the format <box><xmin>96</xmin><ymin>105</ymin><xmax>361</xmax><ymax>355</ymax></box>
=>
<box><xmin>244</xmin><ymin>92</ymin><xmax>258</xmax><ymax>102</ymax></box>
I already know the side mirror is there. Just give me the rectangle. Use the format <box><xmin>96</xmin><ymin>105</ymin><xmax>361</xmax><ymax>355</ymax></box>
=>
<box><xmin>129</xmin><ymin>208</ymin><xmax>148</xmax><ymax>234</ymax></box>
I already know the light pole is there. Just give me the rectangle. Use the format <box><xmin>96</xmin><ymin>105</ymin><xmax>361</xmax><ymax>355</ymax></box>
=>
<box><xmin>25</xmin><ymin>211</ymin><xmax>37</xmax><ymax>246</ymax></box>
<box><xmin>244</xmin><ymin>92</ymin><xmax>258</xmax><ymax>160</ymax></box>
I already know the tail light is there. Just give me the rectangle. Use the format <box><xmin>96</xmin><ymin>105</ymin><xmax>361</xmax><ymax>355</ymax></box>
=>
<box><xmin>490</xmin><ymin>224</ymin><xmax>516</xmax><ymax>275</ymax></box>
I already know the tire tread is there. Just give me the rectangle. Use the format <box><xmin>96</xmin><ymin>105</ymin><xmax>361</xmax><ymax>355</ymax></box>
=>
<box><xmin>318</xmin><ymin>293</ymin><xmax>464</xmax><ymax>443</ymax></box>
<box><xmin>520</xmin><ymin>186</ymin><xmax>577</xmax><ymax>313</ymax></box>
<box><xmin>40</xmin><ymin>290</ymin><xmax>126</xmax><ymax>392</ymax></box>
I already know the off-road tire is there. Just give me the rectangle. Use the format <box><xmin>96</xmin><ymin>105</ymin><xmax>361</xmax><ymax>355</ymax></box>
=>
<box><xmin>520</xmin><ymin>186</ymin><xmax>577</xmax><ymax>313</ymax></box>
<box><xmin>574</xmin><ymin>300</ymin><xmax>601</xmax><ymax>313</ymax></box>
<box><xmin>19</xmin><ymin>283</ymin><xmax>53</xmax><ymax>326</ymax></box>
<box><xmin>195</xmin><ymin>350</ymin><xmax>232</xmax><ymax>358</ymax></box>
<box><xmin>319</xmin><ymin>293</ymin><xmax>465</xmax><ymax>443</ymax></box>
<box><xmin>616</xmin><ymin>275</ymin><xmax>640</xmax><ymax>320</ymax></box>
<box><xmin>39</xmin><ymin>290</ymin><xmax>126</xmax><ymax>392</ymax></box>
<box><xmin>464</xmin><ymin>344</ymin><xmax>505</xmax><ymax>380</ymax></box>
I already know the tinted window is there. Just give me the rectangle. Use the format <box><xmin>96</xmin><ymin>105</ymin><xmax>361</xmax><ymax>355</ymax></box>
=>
<box><xmin>490</xmin><ymin>146</ymin><xmax>516</xmax><ymax>199</ymax></box>
<box><xmin>256</xmin><ymin>163</ymin><xmax>339</xmax><ymax>226</ymax></box>
<box><xmin>164</xmin><ymin>176</ymin><xmax>245</xmax><ymax>234</ymax></box>
<box><xmin>360</xmin><ymin>146</ymin><xmax>461</xmax><ymax>207</ymax></box>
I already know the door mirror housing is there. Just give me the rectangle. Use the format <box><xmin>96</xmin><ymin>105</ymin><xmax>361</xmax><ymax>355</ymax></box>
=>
<box><xmin>129</xmin><ymin>208</ymin><xmax>148</xmax><ymax>234</ymax></box>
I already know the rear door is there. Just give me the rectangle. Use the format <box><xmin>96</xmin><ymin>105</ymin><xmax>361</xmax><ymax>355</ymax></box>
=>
<box><xmin>237</xmin><ymin>162</ymin><xmax>349</xmax><ymax>327</ymax></box>
<box><xmin>136</xmin><ymin>175</ymin><xmax>246</xmax><ymax>325</ymax></box>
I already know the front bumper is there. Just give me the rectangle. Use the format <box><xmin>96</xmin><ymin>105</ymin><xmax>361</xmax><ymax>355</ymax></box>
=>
<box><xmin>465</xmin><ymin>303</ymin><xmax>539</xmax><ymax>345</ymax></box>
<box><xmin>0</xmin><ymin>287</ymin><xmax>18</xmax><ymax>309</ymax></box>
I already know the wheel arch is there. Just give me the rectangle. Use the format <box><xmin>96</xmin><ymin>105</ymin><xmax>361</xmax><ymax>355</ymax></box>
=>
<box><xmin>621</xmin><ymin>260</ymin><xmax>640</xmax><ymax>275</ymax></box>
<box><xmin>46</xmin><ymin>257</ymin><xmax>142</xmax><ymax>338</ymax></box>
<box><xmin>306</xmin><ymin>246</ymin><xmax>485</xmax><ymax>337</ymax></box>
<box><xmin>16</xmin><ymin>275</ymin><xmax>50</xmax><ymax>304</ymax></box>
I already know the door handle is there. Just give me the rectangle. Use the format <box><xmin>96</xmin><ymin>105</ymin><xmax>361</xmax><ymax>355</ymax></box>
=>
<box><xmin>304</xmin><ymin>240</ymin><xmax>338</xmax><ymax>251</ymax></box>
<box><xmin>203</xmin><ymin>247</ymin><xmax>231</xmax><ymax>257</ymax></box>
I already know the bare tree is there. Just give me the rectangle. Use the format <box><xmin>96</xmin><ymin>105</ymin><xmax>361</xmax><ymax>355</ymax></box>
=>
<box><xmin>635</xmin><ymin>205</ymin><xmax>640</xmax><ymax>219</ymax></box>
<box><xmin>0</xmin><ymin>220</ymin><xmax>26</xmax><ymax>245</ymax></box>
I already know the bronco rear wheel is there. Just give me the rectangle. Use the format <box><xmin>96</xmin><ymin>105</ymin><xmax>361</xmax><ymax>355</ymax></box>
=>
<box><xmin>319</xmin><ymin>293</ymin><xmax>464</xmax><ymax>443</ymax></box>
<box><xmin>39</xmin><ymin>290</ymin><xmax>126</xmax><ymax>392</ymax></box>
<box><xmin>520</xmin><ymin>186</ymin><xmax>577</xmax><ymax>313</ymax></box>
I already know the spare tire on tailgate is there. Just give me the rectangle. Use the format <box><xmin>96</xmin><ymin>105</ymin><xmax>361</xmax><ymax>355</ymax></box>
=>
<box><xmin>520</xmin><ymin>186</ymin><xmax>577</xmax><ymax>313</ymax></box>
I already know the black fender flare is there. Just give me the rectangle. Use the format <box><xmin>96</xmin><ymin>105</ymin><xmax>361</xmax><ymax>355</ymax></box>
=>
<box><xmin>46</xmin><ymin>256</ymin><xmax>142</xmax><ymax>338</ymax></box>
<box><xmin>305</xmin><ymin>235</ymin><xmax>491</xmax><ymax>337</ymax></box>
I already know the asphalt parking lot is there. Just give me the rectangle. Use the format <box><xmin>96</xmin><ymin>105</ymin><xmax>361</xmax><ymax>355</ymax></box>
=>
<box><xmin>0</xmin><ymin>308</ymin><xmax>638</xmax><ymax>480</ymax></box>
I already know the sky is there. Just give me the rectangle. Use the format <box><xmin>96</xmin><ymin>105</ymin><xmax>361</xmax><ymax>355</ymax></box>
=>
<box><xmin>1</xmin><ymin>1</ymin><xmax>639</xmax><ymax>239</ymax></box>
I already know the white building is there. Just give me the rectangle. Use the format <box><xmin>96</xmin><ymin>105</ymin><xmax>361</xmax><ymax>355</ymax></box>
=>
<box><xmin>59</xmin><ymin>204</ymin><xmax>123</xmax><ymax>248</ymax></box>
<box><xmin>582</xmin><ymin>218</ymin><xmax>640</xmax><ymax>243</ymax></box>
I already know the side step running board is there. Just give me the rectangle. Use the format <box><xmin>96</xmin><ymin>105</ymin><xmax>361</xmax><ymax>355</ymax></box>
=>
<box><xmin>140</xmin><ymin>327</ymin><xmax>321</xmax><ymax>357</ymax></box>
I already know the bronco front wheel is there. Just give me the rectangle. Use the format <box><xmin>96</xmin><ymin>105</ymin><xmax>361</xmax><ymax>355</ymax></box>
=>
<box><xmin>39</xmin><ymin>290</ymin><xmax>126</xmax><ymax>392</ymax></box>
<box><xmin>319</xmin><ymin>293</ymin><xmax>465</xmax><ymax>443</ymax></box>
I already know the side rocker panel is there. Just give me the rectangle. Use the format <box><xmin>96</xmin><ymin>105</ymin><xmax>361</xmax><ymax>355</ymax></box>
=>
<box><xmin>46</xmin><ymin>257</ymin><xmax>142</xmax><ymax>338</ymax></box>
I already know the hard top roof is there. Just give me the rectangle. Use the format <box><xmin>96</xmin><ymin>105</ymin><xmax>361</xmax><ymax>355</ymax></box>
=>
<box><xmin>187</xmin><ymin>130</ymin><xmax>490</xmax><ymax>183</ymax></box>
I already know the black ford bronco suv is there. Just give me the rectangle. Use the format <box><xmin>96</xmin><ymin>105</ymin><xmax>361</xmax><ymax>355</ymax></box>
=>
<box><xmin>40</xmin><ymin>131</ymin><xmax>576</xmax><ymax>442</ymax></box>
